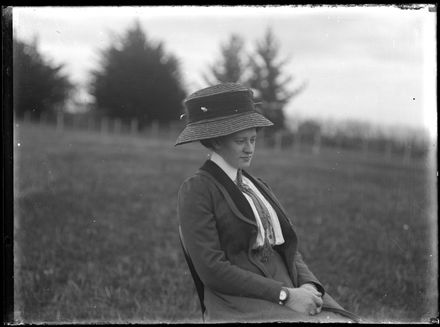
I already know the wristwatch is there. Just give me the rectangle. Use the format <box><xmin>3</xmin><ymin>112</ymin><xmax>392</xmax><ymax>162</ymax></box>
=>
<box><xmin>278</xmin><ymin>287</ymin><xmax>289</xmax><ymax>305</ymax></box>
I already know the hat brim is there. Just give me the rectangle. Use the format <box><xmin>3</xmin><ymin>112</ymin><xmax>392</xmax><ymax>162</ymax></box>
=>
<box><xmin>175</xmin><ymin>111</ymin><xmax>274</xmax><ymax>146</ymax></box>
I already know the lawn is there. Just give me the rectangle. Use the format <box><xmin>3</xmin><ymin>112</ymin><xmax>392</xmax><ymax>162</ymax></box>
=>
<box><xmin>13</xmin><ymin>122</ymin><xmax>437</xmax><ymax>323</ymax></box>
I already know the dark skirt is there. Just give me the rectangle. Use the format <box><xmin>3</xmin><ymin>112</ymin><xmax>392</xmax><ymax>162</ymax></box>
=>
<box><xmin>204</xmin><ymin>248</ymin><xmax>357</xmax><ymax>323</ymax></box>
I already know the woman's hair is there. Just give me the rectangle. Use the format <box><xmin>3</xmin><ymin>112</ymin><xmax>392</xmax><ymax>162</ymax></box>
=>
<box><xmin>200</xmin><ymin>127</ymin><xmax>262</xmax><ymax>150</ymax></box>
<box><xmin>200</xmin><ymin>137</ymin><xmax>220</xmax><ymax>150</ymax></box>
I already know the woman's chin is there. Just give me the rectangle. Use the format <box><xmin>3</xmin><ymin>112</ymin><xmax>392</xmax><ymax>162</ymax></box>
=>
<box><xmin>239</xmin><ymin>160</ymin><xmax>252</xmax><ymax>169</ymax></box>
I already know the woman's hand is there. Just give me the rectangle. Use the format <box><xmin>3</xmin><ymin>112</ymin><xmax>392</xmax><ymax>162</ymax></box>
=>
<box><xmin>284</xmin><ymin>286</ymin><xmax>323</xmax><ymax>315</ymax></box>
<box><xmin>300</xmin><ymin>283</ymin><xmax>322</xmax><ymax>297</ymax></box>
<box><xmin>300</xmin><ymin>283</ymin><xmax>323</xmax><ymax>314</ymax></box>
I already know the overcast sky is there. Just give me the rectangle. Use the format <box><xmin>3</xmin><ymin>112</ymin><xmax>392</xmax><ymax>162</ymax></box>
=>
<box><xmin>12</xmin><ymin>5</ymin><xmax>436</xmax><ymax>136</ymax></box>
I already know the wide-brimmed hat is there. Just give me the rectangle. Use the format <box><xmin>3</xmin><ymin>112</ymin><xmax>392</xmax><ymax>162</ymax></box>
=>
<box><xmin>175</xmin><ymin>83</ymin><xmax>273</xmax><ymax>146</ymax></box>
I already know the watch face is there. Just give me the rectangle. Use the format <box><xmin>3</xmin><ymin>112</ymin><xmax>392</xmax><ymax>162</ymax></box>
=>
<box><xmin>280</xmin><ymin>290</ymin><xmax>287</xmax><ymax>301</ymax></box>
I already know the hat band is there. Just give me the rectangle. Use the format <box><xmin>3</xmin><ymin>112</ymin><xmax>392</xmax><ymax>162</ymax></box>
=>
<box><xmin>185</xmin><ymin>91</ymin><xmax>255</xmax><ymax>124</ymax></box>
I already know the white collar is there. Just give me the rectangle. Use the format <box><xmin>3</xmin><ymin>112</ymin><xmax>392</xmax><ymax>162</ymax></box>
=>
<box><xmin>209</xmin><ymin>151</ymin><xmax>238</xmax><ymax>182</ymax></box>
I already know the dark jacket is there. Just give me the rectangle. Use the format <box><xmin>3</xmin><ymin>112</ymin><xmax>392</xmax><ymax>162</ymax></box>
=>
<box><xmin>178</xmin><ymin>160</ymin><xmax>354</xmax><ymax>322</ymax></box>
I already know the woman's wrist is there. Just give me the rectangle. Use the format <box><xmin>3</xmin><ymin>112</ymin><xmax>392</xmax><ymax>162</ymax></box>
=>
<box><xmin>301</xmin><ymin>283</ymin><xmax>318</xmax><ymax>291</ymax></box>
<box><xmin>278</xmin><ymin>287</ymin><xmax>289</xmax><ymax>305</ymax></box>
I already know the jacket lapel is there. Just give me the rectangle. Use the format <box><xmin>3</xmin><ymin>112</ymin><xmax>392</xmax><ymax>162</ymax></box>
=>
<box><xmin>199</xmin><ymin>161</ymin><xmax>299</xmax><ymax>282</ymax></box>
<box><xmin>200</xmin><ymin>160</ymin><xmax>256</xmax><ymax>225</ymax></box>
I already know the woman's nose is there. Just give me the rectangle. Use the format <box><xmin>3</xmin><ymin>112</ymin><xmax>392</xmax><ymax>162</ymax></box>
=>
<box><xmin>244</xmin><ymin>141</ymin><xmax>254</xmax><ymax>153</ymax></box>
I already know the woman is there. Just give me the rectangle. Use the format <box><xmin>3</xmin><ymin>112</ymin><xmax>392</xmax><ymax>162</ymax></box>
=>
<box><xmin>175</xmin><ymin>83</ymin><xmax>361</xmax><ymax>323</ymax></box>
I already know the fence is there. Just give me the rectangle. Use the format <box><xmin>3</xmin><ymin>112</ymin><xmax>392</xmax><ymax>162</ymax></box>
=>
<box><xmin>18</xmin><ymin>110</ymin><xmax>429</xmax><ymax>163</ymax></box>
<box><xmin>21</xmin><ymin>110</ymin><xmax>182</xmax><ymax>140</ymax></box>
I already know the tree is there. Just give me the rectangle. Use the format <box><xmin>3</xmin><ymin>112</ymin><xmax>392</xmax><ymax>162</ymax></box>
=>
<box><xmin>13</xmin><ymin>37</ymin><xmax>74</xmax><ymax>119</ymax></box>
<box><xmin>90</xmin><ymin>21</ymin><xmax>186</xmax><ymax>128</ymax></box>
<box><xmin>247</xmin><ymin>27</ymin><xmax>306</xmax><ymax>131</ymax></box>
<box><xmin>298</xmin><ymin>120</ymin><xmax>321</xmax><ymax>141</ymax></box>
<box><xmin>203</xmin><ymin>34</ymin><xmax>247</xmax><ymax>85</ymax></box>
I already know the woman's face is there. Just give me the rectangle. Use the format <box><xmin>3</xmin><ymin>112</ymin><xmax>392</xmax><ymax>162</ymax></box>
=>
<box><xmin>214</xmin><ymin>128</ymin><xmax>257</xmax><ymax>169</ymax></box>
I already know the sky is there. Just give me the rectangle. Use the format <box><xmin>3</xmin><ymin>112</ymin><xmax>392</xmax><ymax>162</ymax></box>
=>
<box><xmin>12</xmin><ymin>5</ymin><xmax>437</xmax><ymax>137</ymax></box>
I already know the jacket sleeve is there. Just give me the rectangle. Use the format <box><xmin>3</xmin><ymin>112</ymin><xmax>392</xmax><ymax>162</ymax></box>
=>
<box><xmin>178</xmin><ymin>175</ymin><xmax>284</xmax><ymax>303</ymax></box>
<box><xmin>294</xmin><ymin>251</ymin><xmax>326</xmax><ymax>296</ymax></box>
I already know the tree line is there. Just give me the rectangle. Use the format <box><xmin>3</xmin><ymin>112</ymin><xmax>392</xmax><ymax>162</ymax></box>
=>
<box><xmin>12</xmin><ymin>20</ymin><xmax>431</xmax><ymax>159</ymax></box>
<box><xmin>14</xmin><ymin>20</ymin><xmax>295</xmax><ymax>131</ymax></box>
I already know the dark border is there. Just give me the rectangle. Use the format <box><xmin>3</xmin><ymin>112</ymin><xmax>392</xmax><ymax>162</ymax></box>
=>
<box><xmin>2</xmin><ymin>5</ymin><xmax>15</xmax><ymax>324</ymax></box>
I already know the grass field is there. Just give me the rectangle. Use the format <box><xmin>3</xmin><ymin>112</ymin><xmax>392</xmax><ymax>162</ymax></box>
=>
<box><xmin>13</xmin><ymin>123</ymin><xmax>437</xmax><ymax>323</ymax></box>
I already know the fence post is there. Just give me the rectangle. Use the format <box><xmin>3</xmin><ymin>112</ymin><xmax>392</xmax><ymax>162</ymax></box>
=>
<box><xmin>101</xmin><ymin>116</ymin><xmax>109</xmax><ymax>134</ymax></box>
<box><xmin>23</xmin><ymin>111</ymin><xmax>32</xmax><ymax>123</ymax></box>
<box><xmin>275</xmin><ymin>131</ymin><xmax>283</xmax><ymax>152</ymax></box>
<box><xmin>294</xmin><ymin>132</ymin><xmax>301</xmax><ymax>153</ymax></box>
<box><xmin>88</xmin><ymin>116</ymin><xmax>95</xmax><ymax>132</ymax></box>
<box><xmin>166</xmin><ymin>121</ymin><xmax>175</xmax><ymax>140</ymax></box>
<box><xmin>362</xmin><ymin>138</ymin><xmax>369</xmax><ymax>157</ymax></box>
<box><xmin>403</xmin><ymin>142</ymin><xmax>411</xmax><ymax>164</ymax></box>
<box><xmin>39</xmin><ymin>111</ymin><xmax>48</xmax><ymax>126</ymax></box>
<box><xmin>259</xmin><ymin>128</ymin><xmax>266</xmax><ymax>148</ymax></box>
<box><xmin>56</xmin><ymin>110</ymin><xmax>64</xmax><ymax>132</ymax></box>
<box><xmin>130</xmin><ymin>118</ymin><xmax>139</xmax><ymax>135</ymax></box>
<box><xmin>385</xmin><ymin>140</ymin><xmax>392</xmax><ymax>161</ymax></box>
<box><xmin>114</xmin><ymin>118</ymin><xmax>122</xmax><ymax>134</ymax></box>
<box><xmin>312</xmin><ymin>132</ymin><xmax>321</xmax><ymax>155</ymax></box>
<box><xmin>335</xmin><ymin>135</ymin><xmax>342</xmax><ymax>153</ymax></box>
<box><xmin>151</xmin><ymin>120</ymin><xmax>159</xmax><ymax>138</ymax></box>
<box><xmin>73</xmin><ymin>114</ymin><xmax>80</xmax><ymax>130</ymax></box>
